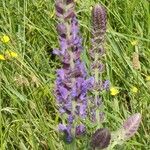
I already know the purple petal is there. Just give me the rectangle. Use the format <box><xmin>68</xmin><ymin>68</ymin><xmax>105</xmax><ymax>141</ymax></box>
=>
<box><xmin>65</xmin><ymin>134</ymin><xmax>73</xmax><ymax>143</ymax></box>
<box><xmin>59</xmin><ymin>86</ymin><xmax>69</xmax><ymax>100</ymax></box>
<box><xmin>82</xmin><ymin>77</ymin><xmax>95</xmax><ymax>92</ymax></box>
<box><xmin>53</xmin><ymin>49</ymin><xmax>60</xmax><ymax>55</ymax></box>
<box><xmin>63</xmin><ymin>101</ymin><xmax>72</xmax><ymax>112</ymax></box>
<box><xmin>79</xmin><ymin>93</ymin><xmax>86</xmax><ymax>101</ymax></box>
<box><xmin>65</xmin><ymin>125</ymin><xmax>73</xmax><ymax>143</ymax></box>
<box><xmin>103</xmin><ymin>80</ymin><xmax>110</xmax><ymax>91</ymax></box>
<box><xmin>58</xmin><ymin>124</ymin><xmax>73</xmax><ymax>143</ymax></box>
<box><xmin>68</xmin><ymin>114</ymin><xmax>74</xmax><ymax>124</ymax></box>
<box><xmin>59</xmin><ymin>38</ymin><xmax>68</xmax><ymax>55</ymax></box>
<box><xmin>79</xmin><ymin>104</ymin><xmax>87</xmax><ymax>118</ymax></box>
<box><xmin>59</xmin><ymin>108</ymin><xmax>66</xmax><ymax>114</ymax></box>
<box><xmin>75</xmin><ymin>124</ymin><xmax>86</xmax><ymax>137</ymax></box>
<box><xmin>58</xmin><ymin>124</ymin><xmax>67</xmax><ymax>132</ymax></box>
<box><xmin>72</xmin><ymin>77</ymin><xmax>84</xmax><ymax>97</ymax></box>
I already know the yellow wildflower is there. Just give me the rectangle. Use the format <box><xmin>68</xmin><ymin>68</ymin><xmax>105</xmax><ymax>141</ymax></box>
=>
<box><xmin>146</xmin><ymin>76</ymin><xmax>150</xmax><ymax>81</ymax></box>
<box><xmin>1</xmin><ymin>35</ymin><xmax>10</xmax><ymax>43</ymax></box>
<box><xmin>131</xmin><ymin>40</ymin><xmax>138</xmax><ymax>46</ymax></box>
<box><xmin>110</xmin><ymin>87</ymin><xmax>119</xmax><ymax>96</ymax></box>
<box><xmin>131</xmin><ymin>86</ymin><xmax>138</xmax><ymax>93</ymax></box>
<box><xmin>0</xmin><ymin>54</ymin><xmax>5</xmax><ymax>60</ymax></box>
<box><xmin>5</xmin><ymin>50</ymin><xmax>18</xmax><ymax>58</ymax></box>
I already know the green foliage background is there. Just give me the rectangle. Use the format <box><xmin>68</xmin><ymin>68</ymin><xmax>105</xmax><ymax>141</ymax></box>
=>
<box><xmin>0</xmin><ymin>0</ymin><xmax>150</xmax><ymax>149</ymax></box>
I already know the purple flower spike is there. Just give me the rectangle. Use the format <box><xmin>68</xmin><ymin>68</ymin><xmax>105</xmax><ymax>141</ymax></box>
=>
<box><xmin>54</xmin><ymin>0</ymin><xmax>95</xmax><ymax>142</ymax></box>
<box><xmin>92</xmin><ymin>4</ymin><xmax>107</xmax><ymax>39</ymax></box>
<box><xmin>91</xmin><ymin>4</ymin><xmax>107</xmax><ymax>56</ymax></box>
<box><xmin>88</xmin><ymin>4</ymin><xmax>108</xmax><ymax>126</ymax></box>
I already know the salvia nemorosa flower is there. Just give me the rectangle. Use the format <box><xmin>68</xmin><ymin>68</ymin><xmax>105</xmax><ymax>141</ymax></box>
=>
<box><xmin>90</xmin><ymin>128</ymin><xmax>111</xmax><ymax>149</ymax></box>
<box><xmin>54</xmin><ymin>0</ymin><xmax>94</xmax><ymax>143</ymax></box>
<box><xmin>91</xmin><ymin>4</ymin><xmax>107</xmax><ymax>58</ymax></box>
<box><xmin>91</xmin><ymin>4</ymin><xmax>107</xmax><ymax>81</ymax></box>
<box><xmin>87</xmin><ymin>4</ymin><xmax>109</xmax><ymax>123</ymax></box>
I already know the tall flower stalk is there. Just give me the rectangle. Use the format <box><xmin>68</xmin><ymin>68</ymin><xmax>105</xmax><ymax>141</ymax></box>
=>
<box><xmin>88</xmin><ymin>4</ymin><xmax>109</xmax><ymax>123</ymax></box>
<box><xmin>54</xmin><ymin>0</ymin><xmax>94</xmax><ymax>143</ymax></box>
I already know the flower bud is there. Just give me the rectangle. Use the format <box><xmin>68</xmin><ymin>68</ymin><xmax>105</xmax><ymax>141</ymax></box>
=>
<box><xmin>123</xmin><ymin>113</ymin><xmax>141</xmax><ymax>139</ymax></box>
<box><xmin>91</xmin><ymin>128</ymin><xmax>111</xmax><ymax>149</ymax></box>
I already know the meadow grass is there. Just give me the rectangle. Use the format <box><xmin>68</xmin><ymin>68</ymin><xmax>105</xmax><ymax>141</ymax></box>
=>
<box><xmin>0</xmin><ymin>0</ymin><xmax>150</xmax><ymax>149</ymax></box>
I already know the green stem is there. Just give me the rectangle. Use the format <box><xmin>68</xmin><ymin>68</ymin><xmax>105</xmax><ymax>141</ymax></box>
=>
<box><xmin>65</xmin><ymin>140</ymin><xmax>76</xmax><ymax>150</ymax></box>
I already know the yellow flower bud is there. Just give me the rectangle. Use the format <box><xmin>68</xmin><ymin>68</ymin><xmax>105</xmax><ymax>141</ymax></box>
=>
<box><xmin>0</xmin><ymin>54</ymin><xmax>5</xmax><ymax>60</ymax></box>
<box><xmin>131</xmin><ymin>86</ymin><xmax>138</xmax><ymax>93</ymax></box>
<box><xmin>146</xmin><ymin>76</ymin><xmax>150</xmax><ymax>81</ymax></box>
<box><xmin>131</xmin><ymin>40</ymin><xmax>138</xmax><ymax>46</ymax></box>
<box><xmin>110</xmin><ymin>87</ymin><xmax>119</xmax><ymax>96</ymax></box>
<box><xmin>5</xmin><ymin>50</ymin><xmax>18</xmax><ymax>58</ymax></box>
<box><xmin>1</xmin><ymin>35</ymin><xmax>10</xmax><ymax>43</ymax></box>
